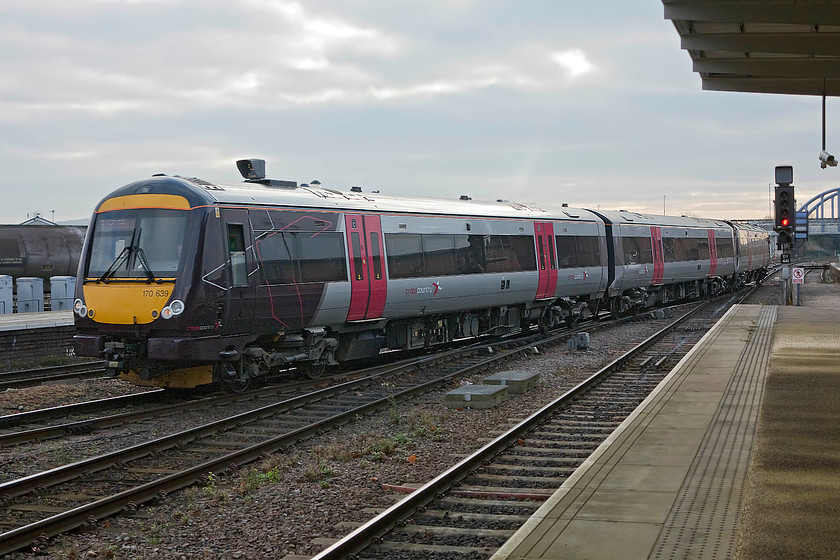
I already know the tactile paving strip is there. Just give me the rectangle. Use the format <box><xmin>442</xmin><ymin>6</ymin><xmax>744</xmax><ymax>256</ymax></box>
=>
<box><xmin>652</xmin><ymin>305</ymin><xmax>777</xmax><ymax>560</ymax></box>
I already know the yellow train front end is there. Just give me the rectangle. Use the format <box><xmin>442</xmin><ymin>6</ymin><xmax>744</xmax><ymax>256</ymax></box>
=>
<box><xmin>73</xmin><ymin>179</ymin><xmax>219</xmax><ymax>389</ymax></box>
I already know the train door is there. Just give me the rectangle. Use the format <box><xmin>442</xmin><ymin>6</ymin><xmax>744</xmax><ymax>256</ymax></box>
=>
<box><xmin>220</xmin><ymin>208</ymin><xmax>256</xmax><ymax>334</ymax></box>
<box><xmin>707</xmin><ymin>229</ymin><xmax>718</xmax><ymax>276</ymax></box>
<box><xmin>651</xmin><ymin>226</ymin><xmax>664</xmax><ymax>285</ymax></box>
<box><xmin>345</xmin><ymin>214</ymin><xmax>387</xmax><ymax>321</ymax></box>
<box><xmin>534</xmin><ymin>222</ymin><xmax>558</xmax><ymax>299</ymax></box>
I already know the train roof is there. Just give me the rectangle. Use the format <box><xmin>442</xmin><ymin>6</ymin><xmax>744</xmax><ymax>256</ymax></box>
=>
<box><xmin>727</xmin><ymin>220</ymin><xmax>770</xmax><ymax>233</ymax></box>
<box><xmin>595</xmin><ymin>209</ymin><xmax>731</xmax><ymax>229</ymax></box>
<box><xmin>97</xmin><ymin>174</ymin><xmax>738</xmax><ymax>230</ymax></box>
<box><xmin>98</xmin><ymin>175</ymin><xmax>607</xmax><ymax>223</ymax></box>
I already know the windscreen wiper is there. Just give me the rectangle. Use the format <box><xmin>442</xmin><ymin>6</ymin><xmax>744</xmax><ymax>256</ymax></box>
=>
<box><xmin>98</xmin><ymin>227</ymin><xmax>139</xmax><ymax>283</ymax></box>
<box><xmin>133</xmin><ymin>246</ymin><xmax>159</xmax><ymax>283</ymax></box>
<box><xmin>98</xmin><ymin>246</ymin><xmax>131</xmax><ymax>283</ymax></box>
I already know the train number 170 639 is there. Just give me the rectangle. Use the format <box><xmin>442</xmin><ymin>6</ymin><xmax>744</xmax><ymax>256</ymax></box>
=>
<box><xmin>143</xmin><ymin>289</ymin><xmax>170</xmax><ymax>298</ymax></box>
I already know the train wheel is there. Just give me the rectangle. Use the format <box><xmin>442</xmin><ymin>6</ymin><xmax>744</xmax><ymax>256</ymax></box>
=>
<box><xmin>299</xmin><ymin>362</ymin><xmax>326</xmax><ymax>379</ymax></box>
<box><xmin>219</xmin><ymin>361</ymin><xmax>257</xmax><ymax>393</ymax></box>
<box><xmin>222</xmin><ymin>375</ymin><xmax>256</xmax><ymax>393</ymax></box>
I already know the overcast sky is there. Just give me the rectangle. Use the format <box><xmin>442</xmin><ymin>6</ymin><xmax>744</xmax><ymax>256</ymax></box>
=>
<box><xmin>0</xmin><ymin>0</ymin><xmax>836</xmax><ymax>224</ymax></box>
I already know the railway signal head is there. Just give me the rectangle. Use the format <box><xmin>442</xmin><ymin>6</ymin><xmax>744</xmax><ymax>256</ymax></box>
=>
<box><xmin>774</xmin><ymin>185</ymin><xmax>794</xmax><ymax>233</ymax></box>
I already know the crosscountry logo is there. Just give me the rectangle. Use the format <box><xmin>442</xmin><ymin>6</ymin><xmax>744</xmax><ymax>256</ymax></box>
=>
<box><xmin>405</xmin><ymin>282</ymin><xmax>443</xmax><ymax>296</ymax></box>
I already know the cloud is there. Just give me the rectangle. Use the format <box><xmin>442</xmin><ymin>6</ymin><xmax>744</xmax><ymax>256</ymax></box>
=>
<box><xmin>369</xmin><ymin>77</ymin><xmax>500</xmax><ymax>101</ymax></box>
<box><xmin>551</xmin><ymin>49</ymin><xmax>595</xmax><ymax>78</ymax></box>
<box><xmin>256</xmin><ymin>0</ymin><xmax>397</xmax><ymax>52</ymax></box>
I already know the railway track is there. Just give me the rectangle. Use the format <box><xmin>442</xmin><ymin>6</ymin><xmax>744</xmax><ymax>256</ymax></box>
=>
<box><xmin>0</xmin><ymin>361</ymin><xmax>108</xmax><ymax>391</ymax></box>
<box><xmin>0</xmin><ymin>345</ymin><xmax>501</xmax><ymax>451</ymax></box>
<box><xmin>0</xmin><ymin>292</ymin><xmax>751</xmax><ymax>556</ymax></box>
<box><xmin>310</xmin><ymin>298</ymin><xmax>736</xmax><ymax>560</ymax></box>
<box><xmin>0</xmin><ymin>314</ymin><xmax>623</xmax><ymax>556</ymax></box>
<box><xmin>0</xmin><ymin>309</ymin><xmax>635</xmax><ymax>452</ymax></box>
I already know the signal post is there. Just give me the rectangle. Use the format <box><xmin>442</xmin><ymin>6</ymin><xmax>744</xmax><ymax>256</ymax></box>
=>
<box><xmin>773</xmin><ymin>166</ymin><xmax>795</xmax><ymax>305</ymax></box>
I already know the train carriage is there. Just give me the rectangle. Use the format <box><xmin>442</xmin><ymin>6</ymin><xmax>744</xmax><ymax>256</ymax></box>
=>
<box><xmin>72</xmin><ymin>160</ymin><xmax>770</xmax><ymax>390</ymax></box>
<box><xmin>729</xmin><ymin>221</ymin><xmax>773</xmax><ymax>284</ymax></box>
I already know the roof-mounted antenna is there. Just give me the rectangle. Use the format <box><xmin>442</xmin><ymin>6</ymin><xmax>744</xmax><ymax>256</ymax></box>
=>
<box><xmin>235</xmin><ymin>159</ymin><xmax>297</xmax><ymax>188</ymax></box>
<box><xmin>236</xmin><ymin>158</ymin><xmax>266</xmax><ymax>180</ymax></box>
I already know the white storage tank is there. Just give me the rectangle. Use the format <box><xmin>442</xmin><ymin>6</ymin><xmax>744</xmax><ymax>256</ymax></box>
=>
<box><xmin>16</xmin><ymin>277</ymin><xmax>44</xmax><ymax>313</ymax></box>
<box><xmin>0</xmin><ymin>275</ymin><xmax>12</xmax><ymax>314</ymax></box>
<box><xmin>50</xmin><ymin>276</ymin><xmax>77</xmax><ymax>311</ymax></box>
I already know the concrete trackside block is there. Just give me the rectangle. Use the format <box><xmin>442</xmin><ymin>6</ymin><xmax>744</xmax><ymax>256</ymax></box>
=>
<box><xmin>445</xmin><ymin>384</ymin><xmax>508</xmax><ymax>409</ymax></box>
<box><xmin>482</xmin><ymin>370</ymin><xmax>540</xmax><ymax>394</ymax></box>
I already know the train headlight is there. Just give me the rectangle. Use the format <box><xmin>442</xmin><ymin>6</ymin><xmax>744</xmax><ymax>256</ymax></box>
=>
<box><xmin>160</xmin><ymin>300</ymin><xmax>184</xmax><ymax>320</ymax></box>
<box><xmin>74</xmin><ymin>298</ymin><xmax>88</xmax><ymax>318</ymax></box>
<box><xmin>169</xmin><ymin>299</ymin><xmax>185</xmax><ymax>315</ymax></box>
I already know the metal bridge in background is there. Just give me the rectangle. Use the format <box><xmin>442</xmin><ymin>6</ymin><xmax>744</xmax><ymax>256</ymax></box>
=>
<box><xmin>799</xmin><ymin>187</ymin><xmax>840</xmax><ymax>235</ymax></box>
<box><xmin>744</xmin><ymin>187</ymin><xmax>840</xmax><ymax>237</ymax></box>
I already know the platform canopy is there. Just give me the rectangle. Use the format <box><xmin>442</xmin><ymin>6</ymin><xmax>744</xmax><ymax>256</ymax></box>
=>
<box><xmin>663</xmin><ymin>1</ymin><xmax>840</xmax><ymax>96</ymax></box>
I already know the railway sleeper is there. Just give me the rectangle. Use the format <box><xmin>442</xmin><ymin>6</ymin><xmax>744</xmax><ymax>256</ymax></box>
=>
<box><xmin>434</xmin><ymin>497</ymin><xmax>543</xmax><ymax>510</ymax></box>
<box><xmin>362</xmin><ymin>541</ymin><xmax>498</xmax><ymax>556</ymax></box>
<box><xmin>391</xmin><ymin>524</ymin><xmax>516</xmax><ymax>538</ymax></box>
<box><xmin>490</xmin><ymin>454</ymin><xmax>584</xmax><ymax>464</ymax></box>
<box><xmin>478</xmin><ymin>466</ymin><xmax>576</xmax><ymax>477</ymax></box>
<box><xmin>476</xmin><ymin>467</ymin><xmax>577</xmax><ymax>488</ymax></box>
<box><xmin>503</xmin><ymin>448</ymin><xmax>594</xmax><ymax>458</ymax></box>
<box><xmin>411</xmin><ymin>510</ymin><xmax>531</xmax><ymax>524</ymax></box>
<box><xmin>448</xmin><ymin>484</ymin><xmax>555</xmax><ymax>496</ymax></box>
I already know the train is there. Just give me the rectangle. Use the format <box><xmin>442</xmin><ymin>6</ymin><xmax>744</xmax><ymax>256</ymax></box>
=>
<box><xmin>72</xmin><ymin>159</ymin><xmax>772</xmax><ymax>390</ymax></box>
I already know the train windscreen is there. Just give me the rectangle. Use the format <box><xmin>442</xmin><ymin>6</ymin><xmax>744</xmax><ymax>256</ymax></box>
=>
<box><xmin>86</xmin><ymin>209</ymin><xmax>188</xmax><ymax>279</ymax></box>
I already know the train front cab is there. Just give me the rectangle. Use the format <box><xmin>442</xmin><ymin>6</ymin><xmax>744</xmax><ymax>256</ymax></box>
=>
<box><xmin>72</xmin><ymin>180</ymin><xmax>240</xmax><ymax>389</ymax></box>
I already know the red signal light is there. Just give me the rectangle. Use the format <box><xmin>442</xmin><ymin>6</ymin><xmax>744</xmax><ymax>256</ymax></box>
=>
<box><xmin>781</xmin><ymin>218</ymin><xmax>789</xmax><ymax>227</ymax></box>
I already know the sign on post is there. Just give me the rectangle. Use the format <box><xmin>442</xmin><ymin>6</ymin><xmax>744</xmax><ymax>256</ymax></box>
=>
<box><xmin>792</xmin><ymin>267</ymin><xmax>805</xmax><ymax>284</ymax></box>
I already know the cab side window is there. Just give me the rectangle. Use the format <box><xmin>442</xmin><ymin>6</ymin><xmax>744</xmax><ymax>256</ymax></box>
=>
<box><xmin>227</xmin><ymin>224</ymin><xmax>248</xmax><ymax>287</ymax></box>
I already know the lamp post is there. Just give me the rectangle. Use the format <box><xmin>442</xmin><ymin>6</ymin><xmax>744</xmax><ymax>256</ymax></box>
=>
<box><xmin>663</xmin><ymin>195</ymin><xmax>667</xmax><ymax>216</ymax></box>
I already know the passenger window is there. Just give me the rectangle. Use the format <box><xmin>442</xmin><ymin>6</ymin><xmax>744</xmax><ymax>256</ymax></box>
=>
<box><xmin>385</xmin><ymin>234</ymin><xmax>424</xmax><ymax>279</ymax></box>
<box><xmin>422</xmin><ymin>235</ymin><xmax>457</xmax><ymax>276</ymax></box>
<box><xmin>255</xmin><ymin>231</ymin><xmax>347</xmax><ymax>285</ymax></box>
<box><xmin>555</xmin><ymin>236</ymin><xmax>577</xmax><ymax>268</ymax></box>
<box><xmin>575</xmin><ymin>236</ymin><xmax>601</xmax><ymax>267</ymax></box>
<box><xmin>298</xmin><ymin>233</ymin><xmax>347</xmax><ymax>283</ymax></box>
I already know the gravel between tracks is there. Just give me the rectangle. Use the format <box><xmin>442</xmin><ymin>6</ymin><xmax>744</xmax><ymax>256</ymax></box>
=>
<box><xmin>1</xmin><ymin>308</ymin><xmax>705</xmax><ymax>559</ymax></box>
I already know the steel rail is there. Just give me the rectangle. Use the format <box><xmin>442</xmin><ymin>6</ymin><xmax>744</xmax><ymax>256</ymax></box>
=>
<box><xmin>310</xmin><ymin>303</ymin><xmax>706</xmax><ymax>560</ymax></box>
<box><xmin>0</xmin><ymin>380</ymin><xmax>315</xmax><ymax>446</ymax></box>
<box><xmin>0</xmin><ymin>391</ymin><xmax>165</xmax><ymax>430</ymax></box>
<box><xmin>0</xmin><ymin>362</ymin><xmax>107</xmax><ymax>390</ymax></box>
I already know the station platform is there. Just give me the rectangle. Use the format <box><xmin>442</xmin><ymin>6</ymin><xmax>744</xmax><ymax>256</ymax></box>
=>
<box><xmin>0</xmin><ymin>310</ymin><xmax>74</xmax><ymax>332</ymax></box>
<box><xmin>0</xmin><ymin>311</ymin><xmax>76</xmax><ymax>368</ymax></box>
<box><xmin>491</xmin><ymin>300</ymin><xmax>840</xmax><ymax>560</ymax></box>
